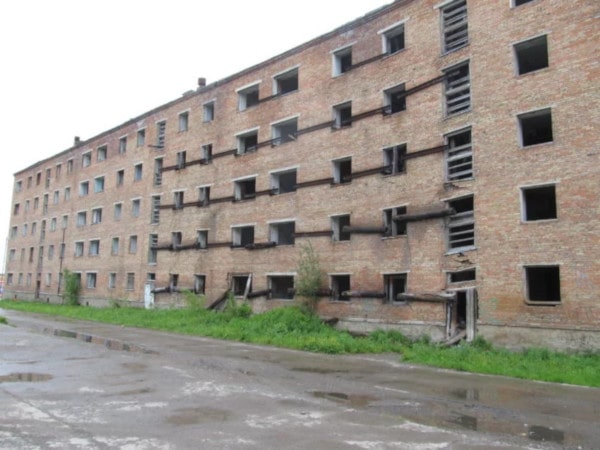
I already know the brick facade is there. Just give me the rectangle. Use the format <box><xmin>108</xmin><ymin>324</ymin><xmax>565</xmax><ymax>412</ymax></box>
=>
<box><xmin>5</xmin><ymin>0</ymin><xmax>599</xmax><ymax>350</ymax></box>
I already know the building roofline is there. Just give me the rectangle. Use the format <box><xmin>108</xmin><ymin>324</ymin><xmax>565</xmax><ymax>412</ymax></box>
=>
<box><xmin>14</xmin><ymin>0</ymin><xmax>411</xmax><ymax>177</ymax></box>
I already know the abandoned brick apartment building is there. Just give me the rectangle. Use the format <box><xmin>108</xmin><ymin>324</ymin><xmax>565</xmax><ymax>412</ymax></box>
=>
<box><xmin>4</xmin><ymin>0</ymin><xmax>599</xmax><ymax>350</ymax></box>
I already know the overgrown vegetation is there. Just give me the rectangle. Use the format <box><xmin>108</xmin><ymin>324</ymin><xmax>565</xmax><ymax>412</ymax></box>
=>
<box><xmin>62</xmin><ymin>269</ymin><xmax>80</xmax><ymax>306</ymax></box>
<box><xmin>0</xmin><ymin>316</ymin><xmax>7</xmax><ymax>325</ymax></box>
<box><xmin>295</xmin><ymin>243</ymin><xmax>323</xmax><ymax>312</ymax></box>
<box><xmin>0</xmin><ymin>299</ymin><xmax>598</xmax><ymax>387</ymax></box>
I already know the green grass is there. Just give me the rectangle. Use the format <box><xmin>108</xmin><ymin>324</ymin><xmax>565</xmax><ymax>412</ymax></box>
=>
<box><xmin>1</xmin><ymin>299</ymin><xmax>599</xmax><ymax>387</ymax></box>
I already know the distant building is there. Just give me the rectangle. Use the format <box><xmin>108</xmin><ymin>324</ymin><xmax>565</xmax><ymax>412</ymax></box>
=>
<box><xmin>4</xmin><ymin>0</ymin><xmax>599</xmax><ymax>350</ymax></box>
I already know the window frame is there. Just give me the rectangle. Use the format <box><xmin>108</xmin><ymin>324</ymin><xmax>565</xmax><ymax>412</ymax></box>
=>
<box><xmin>513</xmin><ymin>34</ymin><xmax>549</xmax><ymax>76</ymax></box>
<box><xmin>517</xmin><ymin>107</ymin><xmax>553</xmax><ymax>148</ymax></box>
<box><xmin>439</xmin><ymin>0</ymin><xmax>469</xmax><ymax>54</ymax></box>
<box><xmin>380</xmin><ymin>21</ymin><xmax>406</xmax><ymax>56</ymax></box>
<box><xmin>520</xmin><ymin>183</ymin><xmax>558</xmax><ymax>222</ymax></box>
<box><xmin>273</xmin><ymin>67</ymin><xmax>299</xmax><ymax>96</ymax></box>
<box><xmin>332</xmin><ymin>45</ymin><xmax>353</xmax><ymax>76</ymax></box>
<box><xmin>203</xmin><ymin>100</ymin><xmax>215</xmax><ymax>122</ymax></box>
<box><xmin>445</xmin><ymin>127</ymin><xmax>473</xmax><ymax>181</ymax></box>
<box><xmin>231</xmin><ymin>224</ymin><xmax>255</xmax><ymax>248</ymax></box>
<box><xmin>268</xmin><ymin>220</ymin><xmax>296</xmax><ymax>246</ymax></box>
<box><xmin>237</xmin><ymin>82</ymin><xmax>261</xmax><ymax>111</ymax></box>
<box><xmin>524</xmin><ymin>265</ymin><xmax>561</xmax><ymax>305</ymax></box>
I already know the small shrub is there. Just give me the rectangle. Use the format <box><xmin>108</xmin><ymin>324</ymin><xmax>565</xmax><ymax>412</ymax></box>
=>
<box><xmin>295</xmin><ymin>243</ymin><xmax>323</xmax><ymax>313</ymax></box>
<box><xmin>63</xmin><ymin>269</ymin><xmax>80</xmax><ymax>306</ymax></box>
<box><xmin>222</xmin><ymin>292</ymin><xmax>252</xmax><ymax>318</ymax></box>
<box><xmin>182</xmin><ymin>290</ymin><xmax>206</xmax><ymax>312</ymax></box>
<box><xmin>0</xmin><ymin>316</ymin><xmax>7</xmax><ymax>325</ymax></box>
<box><xmin>471</xmin><ymin>336</ymin><xmax>494</xmax><ymax>351</ymax></box>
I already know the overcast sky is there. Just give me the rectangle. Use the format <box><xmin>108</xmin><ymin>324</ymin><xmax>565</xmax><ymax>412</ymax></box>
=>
<box><xmin>0</xmin><ymin>0</ymin><xmax>392</xmax><ymax>270</ymax></box>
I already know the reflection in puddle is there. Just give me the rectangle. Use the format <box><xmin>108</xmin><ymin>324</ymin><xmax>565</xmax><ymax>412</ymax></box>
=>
<box><xmin>311</xmin><ymin>391</ymin><xmax>376</xmax><ymax>407</ymax></box>
<box><xmin>0</xmin><ymin>373</ymin><xmax>53</xmax><ymax>383</ymax></box>
<box><xmin>528</xmin><ymin>425</ymin><xmax>564</xmax><ymax>444</ymax></box>
<box><xmin>450</xmin><ymin>388</ymin><xmax>479</xmax><ymax>401</ymax></box>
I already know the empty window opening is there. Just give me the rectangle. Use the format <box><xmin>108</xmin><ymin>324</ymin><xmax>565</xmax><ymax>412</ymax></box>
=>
<box><xmin>151</xmin><ymin>196</ymin><xmax>161</xmax><ymax>224</ymax></box>
<box><xmin>129</xmin><ymin>235</ymin><xmax>138</xmax><ymax>254</ymax></box>
<box><xmin>86</xmin><ymin>273</ymin><xmax>97</xmax><ymax>289</ymax></box>
<box><xmin>194</xmin><ymin>275</ymin><xmax>206</xmax><ymax>295</ymax></box>
<box><xmin>384</xmin><ymin>274</ymin><xmax>407</xmax><ymax>303</ymax></box>
<box><xmin>75</xmin><ymin>241</ymin><xmax>84</xmax><ymax>257</ymax></box>
<box><xmin>196</xmin><ymin>230</ymin><xmax>208</xmax><ymax>249</ymax></box>
<box><xmin>232</xmin><ymin>225</ymin><xmax>255</xmax><ymax>247</ymax></box>
<box><xmin>45</xmin><ymin>168</ymin><xmax>51</xmax><ymax>188</ymax></box>
<box><xmin>271</xmin><ymin>169</ymin><xmax>297</xmax><ymax>194</ymax></box>
<box><xmin>232</xmin><ymin>275</ymin><xmax>251</xmax><ymax>296</ymax></box>
<box><xmin>384</xmin><ymin>84</ymin><xmax>406</xmax><ymax>114</ymax></box>
<box><xmin>89</xmin><ymin>240</ymin><xmax>100</xmax><ymax>256</ymax></box>
<box><xmin>198</xmin><ymin>186</ymin><xmax>210</xmax><ymax>206</ymax></box>
<box><xmin>333</xmin><ymin>158</ymin><xmax>352</xmax><ymax>184</ymax></box>
<box><xmin>383</xmin><ymin>144</ymin><xmax>407</xmax><ymax>175</ymax></box>
<box><xmin>446</xmin><ymin>127</ymin><xmax>473</xmax><ymax>181</ymax></box>
<box><xmin>203</xmin><ymin>101</ymin><xmax>215</xmax><ymax>122</ymax></box>
<box><xmin>109</xmin><ymin>273</ymin><xmax>117</xmax><ymax>289</ymax></box>
<box><xmin>270</xmin><ymin>221</ymin><xmax>295</xmax><ymax>245</ymax></box>
<box><xmin>91</xmin><ymin>208</ymin><xmax>102</xmax><ymax>224</ymax></box>
<box><xmin>116</xmin><ymin>169</ymin><xmax>125</xmax><ymax>186</ymax></box>
<box><xmin>519</xmin><ymin>108</ymin><xmax>553</xmax><ymax>147</ymax></box>
<box><xmin>169</xmin><ymin>274</ymin><xmax>179</xmax><ymax>290</ymax></box>
<box><xmin>43</xmin><ymin>194</ymin><xmax>49</xmax><ymax>214</ymax></box>
<box><xmin>134</xmin><ymin>163</ymin><xmax>143</xmax><ymax>181</ymax></box>
<box><xmin>94</xmin><ymin>176</ymin><xmax>105</xmax><ymax>193</ymax></box>
<box><xmin>176</xmin><ymin>151</ymin><xmax>187</xmax><ymax>169</ymax></box>
<box><xmin>234</xmin><ymin>178</ymin><xmax>256</xmax><ymax>201</ymax></box>
<box><xmin>171</xmin><ymin>231</ymin><xmax>183</xmax><ymax>249</ymax></box>
<box><xmin>333</xmin><ymin>102</ymin><xmax>352</xmax><ymax>128</ymax></box>
<box><xmin>112</xmin><ymin>237</ymin><xmax>120</xmax><ymax>256</ymax></box>
<box><xmin>156</xmin><ymin>121</ymin><xmax>166</xmax><ymax>148</ymax></box>
<box><xmin>332</xmin><ymin>214</ymin><xmax>351</xmax><ymax>241</ymax></box>
<box><xmin>441</xmin><ymin>0</ymin><xmax>468</xmax><ymax>53</ymax></box>
<box><xmin>269</xmin><ymin>276</ymin><xmax>294</xmax><ymax>300</ymax></box>
<box><xmin>114</xmin><ymin>203</ymin><xmax>123</xmax><ymax>221</ymax></box>
<box><xmin>202</xmin><ymin>143</ymin><xmax>213</xmax><ymax>163</ymax></box>
<box><xmin>515</xmin><ymin>35</ymin><xmax>548</xmax><ymax>75</ymax></box>
<box><xmin>383</xmin><ymin>206</ymin><xmax>407</xmax><ymax>237</ymax></box>
<box><xmin>522</xmin><ymin>185</ymin><xmax>557</xmax><ymax>221</ymax></box>
<box><xmin>272</xmin><ymin>118</ymin><xmax>298</xmax><ymax>146</ymax></box>
<box><xmin>178</xmin><ymin>112</ymin><xmax>189</xmax><ymax>132</ymax></box>
<box><xmin>82</xmin><ymin>152</ymin><xmax>92</xmax><ymax>168</ymax></box>
<box><xmin>127</xmin><ymin>273</ymin><xmax>135</xmax><ymax>291</ymax></box>
<box><xmin>447</xmin><ymin>196</ymin><xmax>475</xmax><ymax>251</ymax></box>
<box><xmin>238</xmin><ymin>84</ymin><xmax>260</xmax><ymax>110</ymax></box>
<box><xmin>154</xmin><ymin>158</ymin><xmax>163</xmax><ymax>186</ymax></box>
<box><xmin>148</xmin><ymin>234</ymin><xmax>158</xmax><ymax>263</ymax></box>
<box><xmin>444</xmin><ymin>61</ymin><xmax>471</xmax><ymax>116</ymax></box>
<box><xmin>137</xmin><ymin>128</ymin><xmax>146</xmax><ymax>147</ymax></box>
<box><xmin>173</xmin><ymin>191</ymin><xmax>184</xmax><ymax>210</ymax></box>
<box><xmin>119</xmin><ymin>136</ymin><xmax>127</xmax><ymax>154</ymax></box>
<box><xmin>131</xmin><ymin>199</ymin><xmax>141</xmax><ymax>217</ymax></box>
<box><xmin>77</xmin><ymin>211</ymin><xmax>87</xmax><ymax>227</ymax></box>
<box><xmin>526</xmin><ymin>266</ymin><xmax>561</xmax><ymax>303</ymax></box>
<box><xmin>79</xmin><ymin>181</ymin><xmax>89</xmax><ymax>196</ymax></box>
<box><xmin>274</xmin><ymin>68</ymin><xmax>298</xmax><ymax>95</ymax></box>
<box><xmin>514</xmin><ymin>0</ymin><xmax>535</xmax><ymax>6</ymax></box>
<box><xmin>448</xmin><ymin>268</ymin><xmax>476</xmax><ymax>283</ymax></box>
<box><xmin>383</xmin><ymin>24</ymin><xmax>405</xmax><ymax>55</ymax></box>
<box><xmin>331</xmin><ymin>275</ymin><xmax>351</xmax><ymax>301</ymax></box>
<box><xmin>237</xmin><ymin>131</ymin><xmax>259</xmax><ymax>155</ymax></box>
<box><xmin>97</xmin><ymin>145</ymin><xmax>107</xmax><ymax>161</ymax></box>
<box><xmin>333</xmin><ymin>47</ymin><xmax>352</xmax><ymax>76</ymax></box>
<box><xmin>53</xmin><ymin>190</ymin><xmax>60</xmax><ymax>204</ymax></box>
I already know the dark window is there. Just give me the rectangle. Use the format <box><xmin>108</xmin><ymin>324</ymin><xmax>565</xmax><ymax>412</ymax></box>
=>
<box><xmin>383</xmin><ymin>144</ymin><xmax>407</xmax><ymax>175</ymax></box>
<box><xmin>385</xmin><ymin>84</ymin><xmax>406</xmax><ymax>114</ymax></box>
<box><xmin>383</xmin><ymin>206</ymin><xmax>407</xmax><ymax>237</ymax></box>
<box><xmin>238</xmin><ymin>132</ymin><xmax>258</xmax><ymax>154</ymax></box>
<box><xmin>522</xmin><ymin>185</ymin><xmax>557</xmax><ymax>221</ymax></box>
<box><xmin>444</xmin><ymin>62</ymin><xmax>471</xmax><ymax>116</ymax></box>
<box><xmin>272</xmin><ymin>169</ymin><xmax>297</xmax><ymax>195</ymax></box>
<box><xmin>519</xmin><ymin>108</ymin><xmax>553</xmax><ymax>146</ymax></box>
<box><xmin>514</xmin><ymin>0</ymin><xmax>535</xmax><ymax>6</ymax></box>
<box><xmin>232</xmin><ymin>275</ymin><xmax>251</xmax><ymax>296</ymax></box>
<box><xmin>384</xmin><ymin>25</ymin><xmax>405</xmax><ymax>55</ymax></box>
<box><xmin>156</xmin><ymin>121</ymin><xmax>166</xmax><ymax>148</ymax></box>
<box><xmin>233</xmin><ymin>226</ymin><xmax>255</xmax><ymax>247</ymax></box>
<box><xmin>447</xmin><ymin>196</ymin><xmax>475</xmax><ymax>250</ymax></box>
<box><xmin>194</xmin><ymin>275</ymin><xmax>206</xmax><ymax>295</ymax></box>
<box><xmin>269</xmin><ymin>276</ymin><xmax>294</xmax><ymax>300</ymax></box>
<box><xmin>239</xmin><ymin>85</ymin><xmax>260</xmax><ymax>110</ymax></box>
<box><xmin>235</xmin><ymin>179</ymin><xmax>256</xmax><ymax>201</ymax></box>
<box><xmin>515</xmin><ymin>35</ymin><xmax>548</xmax><ymax>75</ymax></box>
<box><xmin>272</xmin><ymin>119</ymin><xmax>298</xmax><ymax>145</ymax></box>
<box><xmin>334</xmin><ymin>103</ymin><xmax>352</xmax><ymax>128</ymax></box>
<box><xmin>441</xmin><ymin>0</ymin><xmax>468</xmax><ymax>53</ymax></box>
<box><xmin>331</xmin><ymin>275</ymin><xmax>351</xmax><ymax>301</ymax></box>
<box><xmin>333</xmin><ymin>158</ymin><xmax>352</xmax><ymax>184</ymax></box>
<box><xmin>384</xmin><ymin>274</ymin><xmax>407</xmax><ymax>303</ymax></box>
<box><xmin>446</xmin><ymin>128</ymin><xmax>473</xmax><ymax>181</ymax></box>
<box><xmin>270</xmin><ymin>222</ymin><xmax>295</xmax><ymax>245</ymax></box>
<box><xmin>334</xmin><ymin>47</ymin><xmax>352</xmax><ymax>75</ymax></box>
<box><xmin>332</xmin><ymin>215</ymin><xmax>351</xmax><ymax>241</ymax></box>
<box><xmin>275</xmin><ymin>69</ymin><xmax>298</xmax><ymax>95</ymax></box>
<box><xmin>526</xmin><ymin>266</ymin><xmax>561</xmax><ymax>303</ymax></box>
<box><xmin>448</xmin><ymin>269</ymin><xmax>476</xmax><ymax>283</ymax></box>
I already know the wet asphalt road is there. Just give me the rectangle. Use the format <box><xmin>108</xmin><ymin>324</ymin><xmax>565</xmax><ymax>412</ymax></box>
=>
<box><xmin>1</xmin><ymin>309</ymin><xmax>598</xmax><ymax>449</ymax></box>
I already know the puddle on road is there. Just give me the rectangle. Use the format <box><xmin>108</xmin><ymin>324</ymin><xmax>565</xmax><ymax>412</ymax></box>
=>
<box><xmin>311</xmin><ymin>391</ymin><xmax>377</xmax><ymax>407</ymax></box>
<box><xmin>450</xmin><ymin>388</ymin><xmax>479</xmax><ymax>401</ymax></box>
<box><xmin>292</xmin><ymin>367</ymin><xmax>349</xmax><ymax>374</ymax></box>
<box><xmin>122</xmin><ymin>362</ymin><xmax>147</xmax><ymax>372</ymax></box>
<box><xmin>448</xmin><ymin>413</ymin><xmax>478</xmax><ymax>431</ymax></box>
<box><xmin>528</xmin><ymin>425</ymin><xmax>565</xmax><ymax>444</ymax></box>
<box><xmin>0</xmin><ymin>373</ymin><xmax>53</xmax><ymax>383</ymax></box>
<box><xmin>166</xmin><ymin>407</ymin><xmax>231</xmax><ymax>425</ymax></box>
